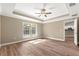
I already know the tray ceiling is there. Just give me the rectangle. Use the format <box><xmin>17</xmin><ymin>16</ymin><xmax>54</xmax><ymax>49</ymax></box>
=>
<box><xmin>0</xmin><ymin>3</ymin><xmax>71</xmax><ymax>21</ymax></box>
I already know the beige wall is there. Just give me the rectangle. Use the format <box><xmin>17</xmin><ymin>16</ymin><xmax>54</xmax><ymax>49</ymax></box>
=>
<box><xmin>1</xmin><ymin>15</ymin><xmax>65</xmax><ymax>44</ymax></box>
<box><xmin>43</xmin><ymin>20</ymin><xmax>65</xmax><ymax>41</ymax></box>
<box><xmin>0</xmin><ymin>16</ymin><xmax>1</xmax><ymax>44</ymax></box>
<box><xmin>1</xmin><ymin>16</ymin><xmax>43</xmax><ymax>44</ymax></box>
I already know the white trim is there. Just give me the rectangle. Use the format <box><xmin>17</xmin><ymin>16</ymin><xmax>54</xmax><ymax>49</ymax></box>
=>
<box><xmin>43</xmin><ymin>15</ymin><xmax>78</xmax><ymax>24</ymax></box>
<box><xmin>74</xmin><ymin>18</ymin><xmax>77</xmax><ymax>45</ymax></box>
<box><xmin>1</xmin><ymin>39</ymin><xmax>34</xmax><ymax>47</ymax></box>
<box><xmin>0</xmin><ymin>37</ymin><xmax>65</xmax><ymax>47</ymax></box>
<box><xmin>63</xmin><ymin>21</ymin><xmax>66</xmax><ymax>41</ymax></box>
<box><xmin>43</xmin><ymin>15</ymin><xmax>70</xmax><ymax>23</ymax></box>
<box><xmin>22</xmin><ymin>22</ymin><xmax>38</xmax><ymax>38</ymax></box>
<box><xmin>46</xmin><ymin>37</ymin><xmax>65</xmax><ymax>41</ymax></box>
<box><xmin>1</xmin><ymin>12</ymin><xmax>79</xmax><ymax>24</ymax></box>
<box><xmin>1</xmin><ymin>14</ymin><xmax>43</xmax><ymax>23</ymax></box>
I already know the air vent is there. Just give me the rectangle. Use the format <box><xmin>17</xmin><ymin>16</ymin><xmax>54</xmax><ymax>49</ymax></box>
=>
<box><xmin>69</xmin><ymin>3</ymin><xmax>76</xmax><ymax>7</ymax></box>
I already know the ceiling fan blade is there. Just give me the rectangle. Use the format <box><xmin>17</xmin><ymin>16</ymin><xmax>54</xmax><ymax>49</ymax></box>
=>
<box><xmin>45</xmin><ymin>12</ymin><xmax>52</xmax><ymax>14</ymax></box>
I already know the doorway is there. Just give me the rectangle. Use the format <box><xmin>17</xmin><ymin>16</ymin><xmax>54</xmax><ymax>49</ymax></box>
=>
<box><xmin>65</xmin><ymin>20</ymin><xmax>74</xmax><ymax>42</ymax></box>
<box><xmin>64</xmin><ymin>19</ymin><xmax>77</xmax><ymax>48</ymax></box>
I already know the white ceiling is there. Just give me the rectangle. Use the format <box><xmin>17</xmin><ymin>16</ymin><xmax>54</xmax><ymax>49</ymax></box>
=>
<box><xmin>0</xmin><ymin>3</ymin><xmax>79</xmax><ymax>23</ymax></box>
<box><xmin>14</xmin><ymin>3</ymin><xmax>69</xmax><ymax>20</ymax></box>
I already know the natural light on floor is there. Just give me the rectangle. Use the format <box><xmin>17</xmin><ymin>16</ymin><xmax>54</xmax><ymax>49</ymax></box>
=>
<box><xmin>28</xmin><ymin>39</ymin><xmax>46</xmax><ymax>44</ymax></box>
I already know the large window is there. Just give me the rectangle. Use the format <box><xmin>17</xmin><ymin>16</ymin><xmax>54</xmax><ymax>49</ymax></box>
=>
<box><xmin>24</xmin><ymin>24</ymin><xmax>31</xmax><ymax>35</ymax></box>
<box><xmin>31</xmin><ymin>24</ymin><xmax>36</xmax><ymax>35</ymax></box>
<box><xmin>23</xmin><ymin>22</ymin><xmax>37</xmax><ymax>38</ymax></box>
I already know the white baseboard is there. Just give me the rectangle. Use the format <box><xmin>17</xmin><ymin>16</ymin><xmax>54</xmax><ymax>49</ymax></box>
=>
<box><xmin>0</xmin><ymin>37</ymin><xmax>65</xmax><ymax>47</ymax></box>
<box><xmin>1</xmin><ymin>39</ymin><xmax>36</xmax><ymax>47</ymax></box>
<box><xmin>46</xmin><ymin>37</ymin><xmax>65</xmax><ymax>41</ymax></box>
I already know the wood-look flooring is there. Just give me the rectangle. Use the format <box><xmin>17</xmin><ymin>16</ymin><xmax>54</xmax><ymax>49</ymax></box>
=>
<box><xmin>0</xmin><ymin>39</ymin><xmax>79</xmax><ymax>56</ymax></box>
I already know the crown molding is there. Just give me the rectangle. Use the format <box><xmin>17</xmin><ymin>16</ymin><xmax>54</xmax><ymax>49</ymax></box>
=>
<box><xmin>13</xmin><ymin>9</ymin><xmax>43</xmax><ymax>21</ymax></box>
<box><xmin>1</xmin><ymin>14</ymin><xmax>43</xmax><ymax>23</ymax></box>
<box><xmin>1</xmin><ymin>13</ymin><xmax>77</xmax><ymax>24</ymax></box>
<box><xmin>43</xmin><ymin>14</ymin><xmax>77</xmax><ymax>23</ymax></box>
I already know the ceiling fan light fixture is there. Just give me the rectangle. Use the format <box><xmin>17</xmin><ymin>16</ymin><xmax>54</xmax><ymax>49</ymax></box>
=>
<box><xmin>35</xmin><ymin>3</ymin><xmax>52</xmax><ymax>18</ymax></box>
<box><xmin>44</xmin><ymin>15</ymin><xmax>47</xmax><ymax>17</ymax></box>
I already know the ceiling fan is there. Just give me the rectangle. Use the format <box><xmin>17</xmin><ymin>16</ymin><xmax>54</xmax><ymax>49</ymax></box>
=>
<box><xmin>35</xmin><ymin>3</ymin><xmax>52</xmax><ymax>17</ymax></box>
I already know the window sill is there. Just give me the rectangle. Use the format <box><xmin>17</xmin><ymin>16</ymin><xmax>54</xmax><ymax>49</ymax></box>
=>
<box><xmin>23</xmin><ymin>35</ymin><xmax>37</xmax><ymax>39</ymax></box>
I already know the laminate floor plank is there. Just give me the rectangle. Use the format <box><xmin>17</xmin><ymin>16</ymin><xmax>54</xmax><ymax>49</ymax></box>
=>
<box><xmin>0</xmin><ymin>39</ymin><xmax>79</xmax><ymax>56</ymax></box>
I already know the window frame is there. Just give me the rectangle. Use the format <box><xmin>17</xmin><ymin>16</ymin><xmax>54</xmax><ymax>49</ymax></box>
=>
<box><xmin>23</xmin><ymin>22</ymin><xmax>37</xmax><ymax>38</ymax></box>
